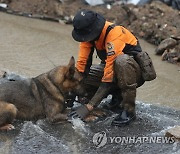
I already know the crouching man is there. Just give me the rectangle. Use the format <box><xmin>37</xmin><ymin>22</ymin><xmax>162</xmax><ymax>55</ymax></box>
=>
<box><xmin>69</xmin><ymin>10</ymin><xmax>156</xmax><ymax>126</ymax></box>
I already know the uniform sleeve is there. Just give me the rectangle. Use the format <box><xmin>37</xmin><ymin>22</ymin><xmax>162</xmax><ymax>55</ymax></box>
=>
<box><xmin>102</xmin><ymin>39</ymin><xmax>124</xmax><ymax>82</ymax></box>
<box><xmin>76</xmin><ymin>42</ymin><xmax>93</xmax><ymax>73</ymax></box>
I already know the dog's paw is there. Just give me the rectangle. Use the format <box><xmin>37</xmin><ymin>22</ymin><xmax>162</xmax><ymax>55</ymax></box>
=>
<box><xmin>0</xmin><ymin>124</ymin><xmax>15</xmax><ymax>131</ymax></box>
<box><xmin>90</xmin><ymin>109</ymin><xmax>107</xmax><ymax>117</ymax></box>
<box><xmin>85</xmin><ymin>115</ymin><xmax>98</xmax><ymax>122</ymax></box>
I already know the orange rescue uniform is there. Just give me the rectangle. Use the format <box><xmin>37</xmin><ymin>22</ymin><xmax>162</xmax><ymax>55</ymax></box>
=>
<box><xmin>76</xmin><ymin>21</ymin><xmax>138</xmax><ymax>82</ymax></box>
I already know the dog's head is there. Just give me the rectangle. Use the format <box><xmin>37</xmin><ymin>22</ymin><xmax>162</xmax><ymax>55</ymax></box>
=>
<box><xmin>49</xmin><ymin>56</ymin><xmax>86</xmax><ymax>99</ymax></box>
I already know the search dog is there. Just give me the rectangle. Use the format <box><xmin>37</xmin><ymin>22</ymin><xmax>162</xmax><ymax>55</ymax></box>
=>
<box><xmin>0</xmin><ymin>57</ymin><xmax>86</xmax><ymax>131</ymax></box>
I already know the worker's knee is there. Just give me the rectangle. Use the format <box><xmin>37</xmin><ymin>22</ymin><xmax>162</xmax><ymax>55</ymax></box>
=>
<box><xmin>115</xmin><ymin>54</ymin><xmax>131</xmax><ymax>67</ymax></box>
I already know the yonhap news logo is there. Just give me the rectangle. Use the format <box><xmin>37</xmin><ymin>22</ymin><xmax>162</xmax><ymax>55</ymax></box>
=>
<box><xmin>92</xmin><ymin>131</ymin><xmax>108</xmax><ymax>148</ymax></box>
<box><xmin>92</xmin><ymin>131</ymin><xmax>175</xmax><ymax>148</ymax></box>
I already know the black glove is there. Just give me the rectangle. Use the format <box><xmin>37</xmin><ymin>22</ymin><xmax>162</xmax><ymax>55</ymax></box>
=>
<box><xmin>78</xmin><ymin>72</ymin><xmax>87</xmax><ymax>84</ymax></box>
<box><xmin>65</xmin><ymin>98</ymin><xmax>75</xmax><ymax>108</ymax></box>
<box><xmin>79</xmin><ymin>72</ymin><xmax>86</xmax><ymax>78</ymax></box>
<box><xmin>68</xmin><ymin>105</ymin><xmax>90</xmax><ymax>120</ymax></box>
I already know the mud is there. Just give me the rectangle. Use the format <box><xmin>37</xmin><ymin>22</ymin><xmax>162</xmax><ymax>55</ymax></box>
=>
<box><xmin>0</xmin><ymin>102</ymin><xmax>179</xmax><ymax>154</ymax></box>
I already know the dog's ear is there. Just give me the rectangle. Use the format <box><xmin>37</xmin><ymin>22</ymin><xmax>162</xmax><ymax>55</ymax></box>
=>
<box><xmin>66</xmin><ymin>56</ymin><xmax>75</xmax><ymax>79</ymax></box>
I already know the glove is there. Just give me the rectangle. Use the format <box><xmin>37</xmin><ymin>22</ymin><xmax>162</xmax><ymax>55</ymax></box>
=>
<box><xmin>65</xmin><ymin>98</ymin><xmax>75</xmax><ymax>108</ymax></box>
<box><xmin>78</xmin><ymin>72</ymin><xmax>87</xmax><ymax>85</ymax></box>
<box><xmin>68</xmin><ymin>105</ymin><xmax>90</xmax><ymax>120</ymax></box>
<box><xmin>79</xmin><ymin>72</ymin><xmax>86</xmax><ymax>78</ymax></box>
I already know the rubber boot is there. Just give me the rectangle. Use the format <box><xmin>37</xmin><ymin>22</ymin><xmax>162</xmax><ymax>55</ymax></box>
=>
<box><xmin>111</xmin><ymin>86</ymin><xmax>137</xmax><ymax>126</ymax></box>
<box><xmin>111</xmin><ymin>110</ymin><xmax>136</xmax><ymax>126</ymax></box>
<box><xmin>111</xmin><ymin>54</ymin><xmax>140</xmax><ymax>126</ymax></box>
<box><xmin>108</xmin><ymin>91</ymin><xmax>123</xmax><ymax>113</ymax></box>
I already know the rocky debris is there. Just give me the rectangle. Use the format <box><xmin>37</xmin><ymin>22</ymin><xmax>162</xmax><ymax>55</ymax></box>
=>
<box><xmin>155</xmin><ymin>36</ymin><xmax>180</xmax><ymax>64</ymax></box>
<box><xmin>160</xmin><ymin>0</ymin><xmax>180</xmax><ymax>10</ymax></box>
<box><xmin>155</xmin><ymin>38</ymin><xmax>178</xmax><ymax>55</ymax></box>
<box><xmin>0</xmin><ymin>0</ymin><xmax>79</xmax><ymax>24</ymax></box>
<box><xmin>161</xmin><ymin>49</ymin><xmax>180</xmax><ymax>64</ymax></box>
<box><xmin>129</xmin><ymin>1</ymin><xmax>180</xmax><ymax>45</ymax></box>
<box><xmin>138</xmin><ymin>0</ymin><xmax>180</xmax><ymax>10</ymax></box>
<box><xmin>165</xmin><ymin>126</ymin><xmax>180</xmax><ymax>141</ymax></box>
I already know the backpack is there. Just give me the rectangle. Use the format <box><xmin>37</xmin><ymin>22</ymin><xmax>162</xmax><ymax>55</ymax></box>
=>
<box><xmin>134</xmin><ymin>51</ymin><xmax>156</xmax><ymax>81</ymax></box>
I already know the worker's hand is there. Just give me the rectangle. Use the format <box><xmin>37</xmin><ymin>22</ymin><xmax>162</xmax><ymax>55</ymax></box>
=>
<box><xmin>68</xmin><ymin>104</ymin><xmax>93</xmax><ymax>120</ymax></box>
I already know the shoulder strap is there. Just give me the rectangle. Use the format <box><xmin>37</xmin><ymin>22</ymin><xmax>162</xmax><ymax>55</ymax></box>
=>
<box><xmin>90</xmin><ymin>24</ymin><xmax>116</xmax><ymax>47</ymax></box>
<box><xmin>103</xmin><ymin>24</ymin><xmax>116</xmax><ymax>46</ymax></box>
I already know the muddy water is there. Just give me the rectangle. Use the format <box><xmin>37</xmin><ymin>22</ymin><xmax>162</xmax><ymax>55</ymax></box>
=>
<box><xmin>137</xmin><ymin>40</ymin><xmax>180</xmax><ymax>109</ymax></box>
<box><xmin>0</xmin><ymin>12</ymin><xmax>179</xmax><ymax>109</ymax></box>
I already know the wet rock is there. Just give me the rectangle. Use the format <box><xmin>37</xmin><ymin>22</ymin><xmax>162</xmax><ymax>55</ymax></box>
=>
<box><xmin>155</xmin><ymin>36</ymin><xmax>180</xmax><ymax>64</ymax></box>
<box><xmin>165</xmin><ymin>126</ymin><xmax>180</xmax><ymax>141</ymax></box>
<box><xmin>161</xmin><ymin>48</ymin><xmax>180</xmax><ymax>64</ymax></box>
<box><xmin>0</xmin><ymin>70</ymin><xmax>6</xmax><ymax>78</ymax></box>
<box><xmin>155</xmin><ymin>38</ymin><xmax>177</xmax><ymax>55</ymax></box>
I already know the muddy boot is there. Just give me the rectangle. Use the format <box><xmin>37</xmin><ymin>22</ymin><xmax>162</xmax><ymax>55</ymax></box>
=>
<box><xmin>111</xmin><ymin>54</ymin><xmax>142</xmax><ymax>126</ymax></box>
<box><xmin>111</xmin><ymin>87</ymin><xmax>136</xmax><ymax>126</ymax></box>
<box><xmin>111</xmin><ymin>110</ymin><xmax>136</xmax><ymax>126</ymax></box>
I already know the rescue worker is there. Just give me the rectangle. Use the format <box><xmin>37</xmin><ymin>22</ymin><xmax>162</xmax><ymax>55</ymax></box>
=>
<box><xmin>69</xmin><ymin>9</ymin><xmax>145</xmax><ymax>126</ymax></box>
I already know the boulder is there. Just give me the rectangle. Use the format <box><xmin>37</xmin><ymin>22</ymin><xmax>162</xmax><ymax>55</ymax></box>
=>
<box><xmin>165</xmin><ymin>126</ymin><xmax>180</xmax><ymax>141</ymax></box>
<box><xmin>155</xmin><ymin>37</ymin><xmax>177</xmax><ymax>55</ymax></box>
